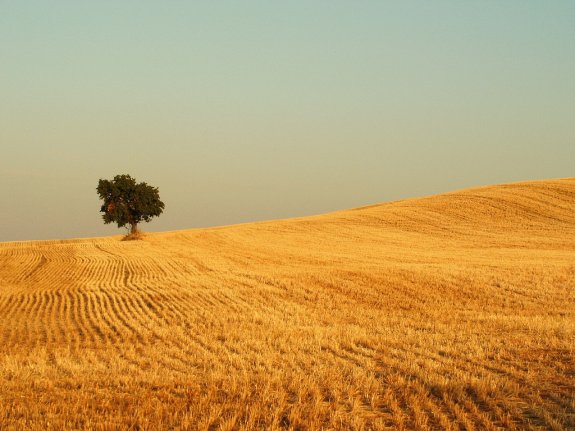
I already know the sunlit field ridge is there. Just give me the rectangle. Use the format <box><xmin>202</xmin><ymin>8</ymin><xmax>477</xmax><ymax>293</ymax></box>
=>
<box><xmin>1</xmin><ymin>178</ymin><xmax>574</xmax><ymax>430</ymax></box>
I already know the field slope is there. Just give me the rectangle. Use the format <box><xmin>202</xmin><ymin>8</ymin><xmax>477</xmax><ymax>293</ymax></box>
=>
<box><xmin>1</xmin><ymin>178</ymin><xmax>574</xmax><ymax>430</ymax></box>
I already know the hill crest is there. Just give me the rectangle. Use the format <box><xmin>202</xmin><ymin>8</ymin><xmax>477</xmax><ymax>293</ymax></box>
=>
<box><xmin>1</xmin><ymin>177</ymin><xmax>573</xmax><ymax>247</ymax></box>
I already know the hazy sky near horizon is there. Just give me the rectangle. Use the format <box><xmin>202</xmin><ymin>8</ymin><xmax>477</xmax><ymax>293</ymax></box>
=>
<box><xmin>1</xmin><ymin>1</ymin><xmax>574</xmax><ymax>241</ymax></box>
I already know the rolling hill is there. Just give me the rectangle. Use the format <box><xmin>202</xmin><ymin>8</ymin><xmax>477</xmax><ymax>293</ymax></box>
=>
<box><xmin>0</xmin><ymin>178</ymin><xmax>574</xmax><ymax>430</ymax></box>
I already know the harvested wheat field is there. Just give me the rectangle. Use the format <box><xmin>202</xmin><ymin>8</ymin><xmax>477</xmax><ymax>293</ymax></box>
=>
<box><xmin>0</xmin><ymin>178</ymin><xmax>574</xmax><ymax>430</ymax></box>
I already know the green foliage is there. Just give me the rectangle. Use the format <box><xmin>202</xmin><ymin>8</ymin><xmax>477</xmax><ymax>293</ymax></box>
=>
<box><xmin>97</xmin><ymin>174</ymin><xmax>165</xmax><ymax>233</ymax></box>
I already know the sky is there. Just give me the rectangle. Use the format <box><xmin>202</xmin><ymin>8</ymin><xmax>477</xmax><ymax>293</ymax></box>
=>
<box><xmin>1</xmin><ymin>1</ymin><xmax>574</xmax><ymax>241</ymax></box>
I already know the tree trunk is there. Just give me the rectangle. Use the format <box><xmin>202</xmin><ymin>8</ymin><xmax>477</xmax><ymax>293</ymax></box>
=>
<box><xmin>130</xmin><ymin>223</ymin><xmax>138</xmax><ymax>234</ymax></box>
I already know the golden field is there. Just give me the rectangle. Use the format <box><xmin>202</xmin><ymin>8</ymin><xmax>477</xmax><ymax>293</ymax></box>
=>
<box><xmin>0</xmin><ymin>178</ymin><xmax>574</xmax><ymax>430</ymax></box>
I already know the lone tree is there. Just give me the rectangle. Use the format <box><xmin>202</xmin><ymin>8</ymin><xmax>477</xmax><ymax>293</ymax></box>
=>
<box><xmin>97</xmin><ymin>174</ymin><xmax>165</xmax><ymax>235</ymax></box>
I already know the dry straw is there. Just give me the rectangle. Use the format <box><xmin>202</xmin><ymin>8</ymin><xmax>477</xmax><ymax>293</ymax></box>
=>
<box><xmin>0</xmin><ymin>178</ymin><xmax>573</xmax><ymax>430</ymax></box>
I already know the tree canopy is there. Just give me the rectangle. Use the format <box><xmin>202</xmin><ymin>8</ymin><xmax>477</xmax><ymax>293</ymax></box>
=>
<box><xmin>97</xmin><ymin>174</ymin><xmax>165</xmax><ymax>234</ymax></box>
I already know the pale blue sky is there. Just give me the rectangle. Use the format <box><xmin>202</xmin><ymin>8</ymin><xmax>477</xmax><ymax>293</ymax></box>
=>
<box><xmin>1</xmin><ymin>1</ymin><xmax>574</xmax><ymax>241</ymax></box>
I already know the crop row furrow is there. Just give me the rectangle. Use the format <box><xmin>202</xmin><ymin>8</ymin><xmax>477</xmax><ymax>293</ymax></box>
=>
<box><xmin>0</xmin><ymin>295</ymin><xmax>21</xmax><ymax>347</ymax></box>
<box><xmin>54</xmin><ymin>290</ymin><xmax>71</xmax><ymax>347</ymax></box>
<box><xmin>0</xmin><ymin>294</ymin><xmax>16</xmax><ymax>321</ymax></box>
<box><xmin>407</xmin><ymin>380</ymin><xmax>458</xmax><ymax>431</ymax></box>
<box><xmin>82</xmin><ymin>290</ymin><xmax>108</xmax><ymax>345</ymax></box>
<box><xmin>93</xmin><ymin>293</ymin><xmax>122</xmax><ymax>339</ymax></box>
<box><xmin>69</xmin><ymin>289</ymin><xmax>90</xmax><ymax>349</ymax></box>
<box><xmin>77</xmin><ymin>289</ymin><xmax>97</xmax><ymax>345</ymax></box>
<box><xmin>100</xmin><ymin>289</ymin><xmax>144</xmax><ymax>345</ymax></box>
<box><xmin>36</xmin><ymin>291</ymin><xmax>53</xmax><ymax>346</ymax></box>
